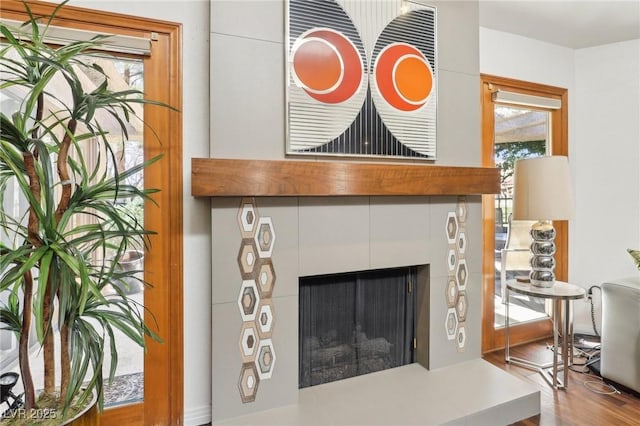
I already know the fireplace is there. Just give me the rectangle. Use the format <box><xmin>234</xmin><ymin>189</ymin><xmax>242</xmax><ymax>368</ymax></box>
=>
<box><xmin>299</xmin><ymin>265</ymin><xmax>429</xmax><ymax>388</ymax></box>
<box><xmin>208</xmin><ymin>196</ymin><xmax>476</xmax><ymax>421</ymax></box>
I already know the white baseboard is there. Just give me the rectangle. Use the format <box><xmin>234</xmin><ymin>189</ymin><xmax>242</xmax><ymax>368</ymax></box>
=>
<box><xmin>184</xmin><ymin>405</ymin><xmax>212</xmax><ymax>426</ymax></box>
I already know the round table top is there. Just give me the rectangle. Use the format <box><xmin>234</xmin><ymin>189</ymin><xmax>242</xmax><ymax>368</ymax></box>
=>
<box><xmin>507</xmin><ymin>280</ymin><xmax>586</xmax><ymax>300</ymax></box>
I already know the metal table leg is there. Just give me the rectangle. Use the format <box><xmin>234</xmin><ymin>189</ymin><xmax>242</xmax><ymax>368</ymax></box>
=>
<box><xmin>504</xmin><ymin>280</ymin><xmax>584</xmax><ymax>391</ymax></box>
<box><xmin>505</xmin><ymin>286</ymin><xmax>556</xmax><ymax>384</ymax></box>
<box><xmin>505</xmin><ymin>286</ymin><xmax>510</xmax><ymax>362</ymax></box>
<box><xmin>563</xmin><ymin>298</ymin><xmax>571</xmax><ymax>388</ymax></box>
<box><xmin>552</xmin><ymin>299</ymin><xmax>559</xmax><ymax>388</ymax></box>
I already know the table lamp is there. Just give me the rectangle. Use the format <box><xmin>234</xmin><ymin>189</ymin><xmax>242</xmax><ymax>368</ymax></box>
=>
<box><xmin>512</xmin><ymin>156</ymin><xmax>574</xmax><ymax>287</ymax></box>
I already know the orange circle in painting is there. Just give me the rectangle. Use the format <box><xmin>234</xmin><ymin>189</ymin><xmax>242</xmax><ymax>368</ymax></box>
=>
<box><xmin>394</xmin><ymin>55</ymin><xmax>432</xmax><ymax>104</ymax></box>
<box><xmin>292</xmin><ymin>38</ymin><xmax>343</xmax><ymax>93</ymax></box>
<box><xmin>374</xmin><ymin>43</ymin><xmax>433</xmax><ymax>111</ymax></box>
<box><xmin>290</xmin><ymin>29</ymin><xmax>363</xmax><ymax>104</ymax></box>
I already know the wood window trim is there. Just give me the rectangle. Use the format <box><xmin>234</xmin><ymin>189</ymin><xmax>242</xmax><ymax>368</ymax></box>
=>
<box><xmin>0</xmin><ymin>1</ymin><xmax>184</xmax><ymax>424</ymax></box>
<box><xmin>480</xmin><ymin>74</ymin><xmax>569</xmax><ymax>354</ymax></box>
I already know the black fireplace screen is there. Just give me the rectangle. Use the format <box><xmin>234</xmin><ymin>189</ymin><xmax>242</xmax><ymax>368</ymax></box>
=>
<box><xmin>299</xmin><ymin>266</ymin><xmax>416</xmax><ymax>388</ymax></box>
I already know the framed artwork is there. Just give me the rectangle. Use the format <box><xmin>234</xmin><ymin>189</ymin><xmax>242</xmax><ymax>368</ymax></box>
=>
<box><xmin>286</xmin><ymin>0</ymin><xmax>437</xmax><ymax>159</ymax></box>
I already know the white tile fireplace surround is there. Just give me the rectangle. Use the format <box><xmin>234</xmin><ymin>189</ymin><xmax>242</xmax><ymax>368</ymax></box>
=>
<box><xmin>210</xmin><ymin>196</ymin><xmax>540</xmax><ymax>424</ymax></box>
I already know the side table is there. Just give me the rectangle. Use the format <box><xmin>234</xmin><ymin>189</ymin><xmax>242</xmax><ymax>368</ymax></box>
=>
<box><xmin>505</xmin><ymin>280</ymin><xmax>586</xmax><ymax>389</ymax></box>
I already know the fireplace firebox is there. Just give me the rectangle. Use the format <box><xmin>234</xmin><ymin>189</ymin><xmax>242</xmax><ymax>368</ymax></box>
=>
<box><xmin>299</xmin><ymin>266</ymin><xmax>422</xmax><ymax>388</ymax></box>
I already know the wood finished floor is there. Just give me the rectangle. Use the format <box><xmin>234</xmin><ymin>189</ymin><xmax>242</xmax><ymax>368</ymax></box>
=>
<box><xmin>483</xmin><ymin>339</ymin><xmax>640</xmax><ymax>426</ymax></box>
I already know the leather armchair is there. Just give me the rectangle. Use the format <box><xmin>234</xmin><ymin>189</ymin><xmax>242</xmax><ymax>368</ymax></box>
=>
<box><xmin>601</xmin><ymin>276</ymin><xmax>640</xmax><ymax>393</ymax></box>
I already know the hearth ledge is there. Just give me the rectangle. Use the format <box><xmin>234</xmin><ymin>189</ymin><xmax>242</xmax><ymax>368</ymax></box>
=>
<box><xmin>212</xmin><ymin>360</ymin><xmax>540</xmax><ymax>425</ymax></box>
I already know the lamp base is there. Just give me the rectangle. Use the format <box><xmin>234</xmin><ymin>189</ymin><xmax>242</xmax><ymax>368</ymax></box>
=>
<box><xmin>529</xmin><ymin>220</ymin><xmax>556</xmax><ymax>288</ymax></box>
<box><xmin>530</xmin><ymin>270</ymin><xmax>555</xmax><ymax>287</ymax></box>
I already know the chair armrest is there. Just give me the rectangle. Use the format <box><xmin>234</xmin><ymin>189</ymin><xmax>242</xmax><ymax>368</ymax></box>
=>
<box><xmin>601</xmin><ymin>276</ymin><xmax>640</xmax><ymax>292</ymax></box>
<box><xmin>600</xmin><ymin>276</ymin><xmax>640</xmax><ymax>393</ymax></box>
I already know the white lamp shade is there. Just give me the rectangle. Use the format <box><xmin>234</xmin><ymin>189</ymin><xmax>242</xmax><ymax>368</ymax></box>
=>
<box><xmin>512</xmin><ymin>156</ymin><xmax>575</xmax><ymax>221</ymax></box>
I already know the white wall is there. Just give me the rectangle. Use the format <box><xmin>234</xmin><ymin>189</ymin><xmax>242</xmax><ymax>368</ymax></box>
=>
<box><xmin>479</xmin><ymin>27</ymin><xmax>576</xmax><ymax>158</ymax></box>
<box><xmin>480</xmin><ymin>27</ymin><xmax>640</xmax><ymax>334</ymax></box>
<box><xmin>572</xmin><ymin>39</ymin><xmax>640</xmax><ymax>333</ymax></box>
<box><xmin>61</xmin><ymin>1</ymin><xmax>212</xmax><ymax>424</ymax></box>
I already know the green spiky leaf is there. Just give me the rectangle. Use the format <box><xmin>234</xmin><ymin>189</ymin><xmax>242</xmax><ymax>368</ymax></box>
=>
<box><xmin>628</xmin><ymin>249</ymin><xmax>640</xmax><ymax>271</ymax></box>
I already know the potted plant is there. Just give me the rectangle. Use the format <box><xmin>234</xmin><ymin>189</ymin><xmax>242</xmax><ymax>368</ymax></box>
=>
<box><xmin>0</xmin><ymin>2</ymin><xmax>167</xmax><ymax>422</ymax></box>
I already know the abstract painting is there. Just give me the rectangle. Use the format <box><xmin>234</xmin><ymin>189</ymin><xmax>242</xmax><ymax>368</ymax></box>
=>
<box><xmin>286</xmin><ymin>0</ymin><xmax>437</xmax><ymax>159</ymax></box>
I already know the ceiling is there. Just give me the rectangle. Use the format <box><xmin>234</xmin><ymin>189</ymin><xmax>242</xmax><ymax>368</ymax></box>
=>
<box><xmin>479</xmin><ymin>1</ymin><xmax>640</xmax><ymax>49</ymax></box>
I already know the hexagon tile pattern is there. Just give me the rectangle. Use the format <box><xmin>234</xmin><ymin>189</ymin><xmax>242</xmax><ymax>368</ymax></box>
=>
<box><xmin>238</xmin><ymin>362</ymin><xmax>260</xmax><ymax>403</ymax></box>
<box><xmin>256</xmin><ymin>339</ymin><xmax>277</xmax><ymax>379</ymax></box>
<box><xmin>238</xmin><ymin>198</ymin><xmax>258</xmax><ymax>238</ymax></box>
<box><xmin>445</xmin><ymin>307</ymin><xmax>458</xmax><ymax>340</ymax></box>
<box><xmin>256</xmin><ymin>300</ymin><xmax>275</xmax><ymax>339</ymax></box>
<box><xmin>255</xmin><ymin>217</ymin><xmax>276</xmax><ymax>258</ymax></box>
<box><xmin>446</xmin><ymin>278</ymin><xmax>458</xmax><ymax>308</ymax></box>
<box><xmin>237</xmin><ymin>239</ymin><xmax>259</xmax><ymax>279</ymax></box>
<box><xmin>445</xmin><ymin>196</ymin><xmax>468</xmax><ymax>352</ymax></box>
<box><xmin>256</xmin><ymin>259</ymin><xmax>276</xmax><ymax>298</ymax></box>
<box><xmin>238</xmin><ymin>280</ymin><xmax>260</xmax><ymax>322</ymax></box>
<box><xmin>239</xmin><ymin>322</ymin><xmax>259</xmax><ymax>362</ymax></box>
<box><xmin>446</xmin><ymin>212</ymin><xmax>458</xmax><ymax>244</ymax></box>
<box><xmin>236</xmin><ymin>198</ymin><xmax>277</xmax><ymax>403</ymax></box>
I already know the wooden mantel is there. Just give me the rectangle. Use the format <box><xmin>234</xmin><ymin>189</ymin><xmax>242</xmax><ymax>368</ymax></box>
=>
<box><xmin>191</xmin><ymin>158</ymin><xmax>500</xmax><ymax>197</ymax></box>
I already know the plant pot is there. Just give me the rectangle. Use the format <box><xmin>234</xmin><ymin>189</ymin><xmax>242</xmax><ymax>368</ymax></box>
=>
<box><xmin>113</xmin><ymin>250</ymin><xmax>145</xmax><ymax>295</ymax></box>
<box><xmin>0</xmin><ymin>390</ymin><xmax>99</xmax><ymax>426</ymax></box>
<box><xmin>65</xmin><ymin>390</ymin><xmax>100</xmax><ymax>426</ymax></box>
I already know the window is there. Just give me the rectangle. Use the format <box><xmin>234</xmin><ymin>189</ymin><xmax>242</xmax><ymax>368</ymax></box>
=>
<box><xmin>0</xmin><ymin>3</ymin><xmax>183</xmax><ymax>423</ymax></box>
<box><xmin>480</xmin><ymin>75</ymin><xmax>568</xmax><ymax>353</ymax></box>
